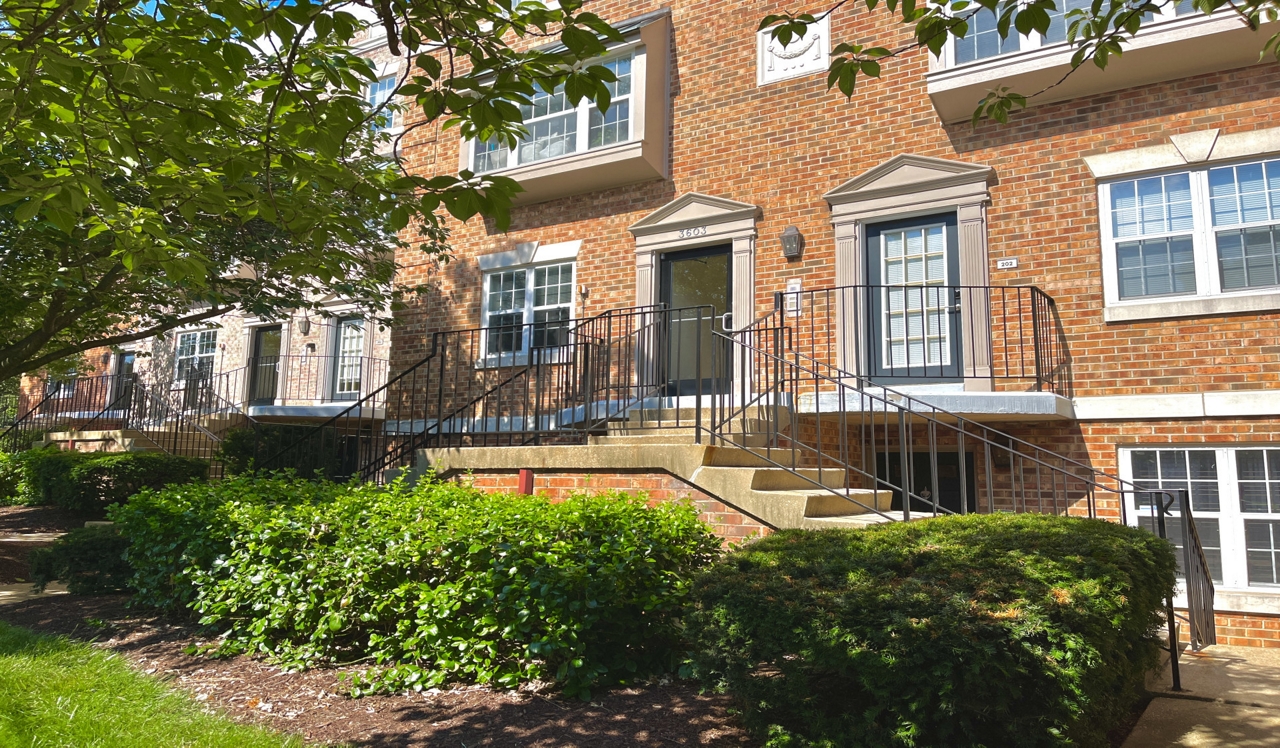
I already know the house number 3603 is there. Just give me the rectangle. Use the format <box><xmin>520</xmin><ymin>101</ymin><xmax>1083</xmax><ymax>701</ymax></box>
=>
<box><xmin>678</xmin><ymin>226</ymin><xmax>708</xmax><ymax>239</ymax></box>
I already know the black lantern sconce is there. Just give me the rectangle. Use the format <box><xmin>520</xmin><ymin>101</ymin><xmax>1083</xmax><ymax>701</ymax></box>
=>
<box><xmin>780</xmin><ymin>225</ymin><xmax>804</xmax><ymax>259</ymax></box>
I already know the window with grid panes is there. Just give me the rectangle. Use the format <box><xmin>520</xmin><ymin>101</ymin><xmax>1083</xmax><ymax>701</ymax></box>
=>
<box><xmin>483</xmin><ymin>262</ymin><xmax>574</xmax><ymax>355</ymax></box>
<box><xmin>333</xmin><ymin>318</ymin><xmax>365</xmax><ymax>399</ymax></box>
<box><xmin>1100</xmin><ymin>158</ymin><xmax>1280</xmax><ymax>307</ymax></box>
<box><xmin>472</xmin><ymin>51</ymin><xmax>634</xmax><ymax>173</ymax></box>
<box><xmin>1245</xmin><ymin>520</ymin><xmax>1280</xmax><ymax>586</ymax></box>
<box><xmin>947</xmin><ymin>0</ymin><xmax>1195</xmax><ymax>67</ymax></box>
<box><xmin>366</xmin><ymin>76</ymin><xmax>397</xmax><ymax>132</ymax></box>
<box><xmin>1130</xmin><ymin>448</ymin><xmax>1223</xmax><ymax>581</ymax></box>
<box><xmin>175</xmin><ymin>330</ymin><xmax>217</xmax><ymax>381</ymax></box>
<box><xmin>1122</xmin><ymin>447</ymin><xmax>1280</xmax><ymax>594</ymax></box>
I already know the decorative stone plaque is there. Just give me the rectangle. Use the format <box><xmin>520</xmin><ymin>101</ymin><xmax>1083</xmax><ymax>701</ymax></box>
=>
<box><xmin>756</xmin><ymin>15</ymin><xmax>830</xmax><ymax>86</ymax></box>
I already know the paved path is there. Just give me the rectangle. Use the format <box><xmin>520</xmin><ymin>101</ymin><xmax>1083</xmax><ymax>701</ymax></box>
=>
<box><xmin>1124</xmin><ymin>645</ymin><xmax>1280</xmax><ymax>747</ymax></box>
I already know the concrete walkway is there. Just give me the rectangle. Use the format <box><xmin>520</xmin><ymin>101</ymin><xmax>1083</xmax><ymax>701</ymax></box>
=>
<box><xmin>1124</xmin><ymin>645</ymin><xmax>1280</xmax><ymax>747</ymax></box>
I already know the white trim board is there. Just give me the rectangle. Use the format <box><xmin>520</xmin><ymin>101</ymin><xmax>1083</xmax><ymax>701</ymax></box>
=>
<box><xmin>1073</xmin><ymin>391</ymin><xmax>1280</xmax><ymax>420</ymax></box>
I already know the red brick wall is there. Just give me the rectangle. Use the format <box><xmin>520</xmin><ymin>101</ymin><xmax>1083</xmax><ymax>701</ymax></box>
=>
<box><xmin>1207</xmin><ymin>611</ymin><xmax>1280</xmax><ymax>649</ymax></box>
<box><xmin>387</xmin><ymin>1</ymin><xmax>1280</xmax><ymax>399</ymax></box>
<box><xmin>458</xmin><ymin>469</ymin><xmax>772</xmax><ymax>544</ymax></box>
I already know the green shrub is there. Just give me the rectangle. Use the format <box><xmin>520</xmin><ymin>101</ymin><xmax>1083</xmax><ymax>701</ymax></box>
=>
<box><xmin>21</xmin><ymin>448</ymin><xmax>208</xmax><ymax>514</ymax></box>
<box><xmin>687</xmin><ymin>514</ymin><xmax>1178</xmax><ymax>748</ymax></box>
<box><xmin>112</xmin><ymin>475</ymin><xmax>720</xmax><ymax>697</ymax></box>
<box><xmin>29</xmin><ymin>526</ymin><xmax>132</xmax><ymax>595</ymax></box>
<box><xmin>0</xmin><ymin>451</ymin><xmax>33</xmax><ymax>505</ymax></box>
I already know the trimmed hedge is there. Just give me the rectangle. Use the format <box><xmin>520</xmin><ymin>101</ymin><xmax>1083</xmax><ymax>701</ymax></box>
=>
<box><xmin>0</xmin><ymin>451</ymin><xmax>29</xmax><ymax>505</ymax></box>
<box><xmin>687</xmin><ymin>514</ymin><xmax>1178</xmax><ymax>748</ymax></box>
<box><xmin>19</xmin><ymin>448</ymin><xmax>208</xmax><ymax>513</ymax></box>
<box><xmin>111</xmin><ymin>475</ymin><xmax>721</xmax><ymax>697</ymax></box>
<box><xmin>29</xmin><ymin>526</ymin><xmax>132</xmax><ymax>595</ymax></box>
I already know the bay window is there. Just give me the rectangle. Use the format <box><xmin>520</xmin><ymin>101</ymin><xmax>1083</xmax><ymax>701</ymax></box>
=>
<box><xmin>1101</xmin><ymin>158</ymin><xmax>1280</xmax><ymax>310</ymax></box>
<box><xmin>471</xmin><ymin>52</ymin><xmax>634</xmax><ymax>174</ymax></box>
<box><xmin>944</xmin><ymin>0</ymin><xmax>1199</xmax><ymax>67</ymax></box>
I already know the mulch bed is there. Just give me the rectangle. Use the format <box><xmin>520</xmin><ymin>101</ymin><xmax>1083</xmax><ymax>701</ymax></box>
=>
<box><xmin>0</xmin><ymin>594</ymin><xmax>756</xmax><ymax>747</ymax></box>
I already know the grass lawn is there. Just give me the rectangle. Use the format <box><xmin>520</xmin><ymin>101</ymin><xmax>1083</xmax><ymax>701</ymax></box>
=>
<box><xmin>0</xmin><ymin>621</ymin><xmax>301</xmax><ymax>748</ymax></box>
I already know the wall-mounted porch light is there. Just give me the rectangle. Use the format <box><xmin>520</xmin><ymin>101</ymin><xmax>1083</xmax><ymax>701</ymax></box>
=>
<box><xmin>780</xmin><ymin>225</ymin><xmax>805</xmax><ymax>259</ymax></box>
<box><xmin>297</xmin><ymin>315</ymin><xmax>312</xmax><ymax>336</ymax></box>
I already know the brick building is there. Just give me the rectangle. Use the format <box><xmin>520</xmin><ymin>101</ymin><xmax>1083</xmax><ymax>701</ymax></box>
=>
<box><xmin>363</xmin><ymin>3</ymin><xmax>1280</xmax><ymax>646</ymax></box>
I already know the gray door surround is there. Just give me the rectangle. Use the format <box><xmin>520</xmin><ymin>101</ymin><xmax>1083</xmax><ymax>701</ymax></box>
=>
<box><xmin>627</xmin><ymin>192</ymin><xmax>761</xmax><ymax>330</ymax></box>
<box><xmin>823</xmin><ymin>154</ymin><xmax>996</xmax><ymax>391</ymax></box>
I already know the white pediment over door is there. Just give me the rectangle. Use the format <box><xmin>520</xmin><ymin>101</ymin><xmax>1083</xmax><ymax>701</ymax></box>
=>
<box><xmin>628</xmin><ymin>192</ymin><xmax>760</xmax><ymax>239</ymax></box>
<box><xmin>823</xmin><ymin>154</ymin><xmax>995</xmax><ymax>210</ymax></box>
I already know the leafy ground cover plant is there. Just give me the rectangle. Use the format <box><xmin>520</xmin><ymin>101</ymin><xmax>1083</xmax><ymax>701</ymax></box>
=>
<box><xmin>18</xmin><ymin>448</ymin><xmax>208</xmax><ymax>513</ymax></box>
<box><xmin>0</xmin><ymin>621</ymin><xmax>300</xmax><ymax>747</ymax></box>
<box><xmin>112</xmin><ymin>475</ymin><xmax>721</xmax><ymax>698</ymax></box>
<box><xmin>29</xmin><ymin>525</ymin><xmax>133</xmax><ymax>595</ymax></box>
<box><xmin>687</xmin><ymin>514</ymin><xmax>1178</xmax><ymax>748</ymax></box>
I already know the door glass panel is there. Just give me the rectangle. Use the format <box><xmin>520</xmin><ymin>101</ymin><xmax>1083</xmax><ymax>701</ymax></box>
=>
<box><xmin>250</xmin><ymin>327</ymin><xmax>282</xmax><ymax>405</ymax></box>
<box><xmin>661</xmin><ymin>248</ymin><xmax>731</xmax><ymax>395</ymax></box>
<box><xmin>883</xmin><ymin>225</ymin><xmax>949</xmax><ymax>369</ymax></box>
<box><xmin>334</xmin><ymin>319</ymin><xmax>365</xmax><ymax>400</ymax></box>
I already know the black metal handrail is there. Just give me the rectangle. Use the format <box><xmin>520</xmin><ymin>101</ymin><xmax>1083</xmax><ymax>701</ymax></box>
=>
<box><xmin>777</xmin><ymin>284</ymin><xmax>1072</xmax><ymax>395</ymax></box>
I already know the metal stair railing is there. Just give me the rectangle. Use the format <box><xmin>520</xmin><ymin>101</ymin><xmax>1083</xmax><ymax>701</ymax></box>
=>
<box><xmin>1</xmin><ymin>374</ymin><xmax>128</xmax><ymax>452</ymax></box>
<box><xmin>704</xmin><ymin>305</ymin><xmax>1216</xmax><ymax>658</ymax></box>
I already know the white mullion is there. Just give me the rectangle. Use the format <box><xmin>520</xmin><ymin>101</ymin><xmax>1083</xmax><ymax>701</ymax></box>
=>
<box><xmin>1218</xmin><ymin>448</ymin><xmax>1249</xmax><ymax>589</ymax></box>
<box><xmin>577</xmin><ymin>96</ymin><xmax>590</xmax><ymax>154</ymax></box>
<box><xmin>1192</xmin><ymin>169</ymin><xmax>1217</xmax><ymax>297</ymax></box>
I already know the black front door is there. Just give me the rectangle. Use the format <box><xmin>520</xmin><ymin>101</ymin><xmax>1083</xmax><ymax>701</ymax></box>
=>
<box><xmin>877</xmin><ymin>451</ymin><xmax>977</xmax><ymax>515</ymax></box>
<box><xmin>112</xmin><ymin>352</ymin><xmax>136</xmax><ymax>409</ymax></box>
<box><xmin>865</xmin><ymin>214</ymin><xmax>963</xmax><ymax>382</ymax></box>
<box><xmin>659</xmin><ymin>245</ymin><xmax>732</xmax><ymax>396</ymax></box>
<box><xmin>249</xmin><ymin>326</ymin><xmax>282</xmax><ymax>405</ymax></box>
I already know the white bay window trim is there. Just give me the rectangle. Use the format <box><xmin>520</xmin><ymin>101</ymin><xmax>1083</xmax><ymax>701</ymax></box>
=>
<box><xmin>1099</xmin><ymin>156</ymin><xmax>1280</xmax><ymax>320</ymax></box>
<box><xmin>456</xmin><ymin>8</ymin><xmax>671</xmax><ymax>205</ymax></box>
<box><xmin>927</xmin><ymin>7</ymin><xmax>1278</xmax><ymax>122</ymax></box>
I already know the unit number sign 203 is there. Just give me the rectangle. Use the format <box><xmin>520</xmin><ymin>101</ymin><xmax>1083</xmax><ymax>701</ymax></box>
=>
<box><xmin>678</xmin><ymin>226</ymin><xmax>708</xmax><ymax>239</ymax></box>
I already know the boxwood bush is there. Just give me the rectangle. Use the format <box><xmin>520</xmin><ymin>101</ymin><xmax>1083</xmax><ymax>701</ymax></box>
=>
<box><xmin>19</xmin><ymin>448</ymin><xmax>208</xmax><ymax>514</ymax></box>
<box><xmin>687</xmin><ymin>514</ymin><xmax>1177</xmax><ymax>748</ymax></box>
<box><xmin>111</xmin><ymin>475</ymin><xmax>720</xmax><ymax>697</ymax></box>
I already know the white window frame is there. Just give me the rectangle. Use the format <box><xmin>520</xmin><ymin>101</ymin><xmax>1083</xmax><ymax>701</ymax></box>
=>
<box><xmin>938</xmin><ymin>0</ymin><xmax>1198</xmax><ymax>69</ymax></box>
<box><xmin>366</xmin><ymin>74</ymin><xmax>398</xmax><ymax>133</ymax></box>
<box><xmin>331</xmin><ymin>317</ymin><xmax>367</xmax><ymax>401</ymax></box>
<box><xmin>1099</xmin><ymin>156</ymin><xmax>1280</xmax><ymax>312</ymax></box>
<box><xmin>1120</xmin><ymin>446</ymin><xmax>1280</xmax><ymax>612</ymax></box>
<box><xmin>469</xmin><ymin>47</ymin><xmax>638</xmax><ymax>175</ymax></box>
<box><xmin>174</xmin><ymin>329</ymin><xmax>218</xmax><ymax>383</ymax></box>
<box><xmin>480</xmin><ymin>261</ymin><xmax>576</xmax><ymax>366</ymax></box>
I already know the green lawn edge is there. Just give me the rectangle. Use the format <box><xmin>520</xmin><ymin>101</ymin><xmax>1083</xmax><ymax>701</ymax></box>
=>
<box><xmin>0</xmin><ymin>620</ymin><xmax>304</xmax><ymax>748</ymax></box>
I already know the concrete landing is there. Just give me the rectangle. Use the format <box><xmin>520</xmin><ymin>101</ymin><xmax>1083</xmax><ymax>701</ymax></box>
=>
<box><xmin>1124</xmin><ymin>645</ymin><xmax>1280</xmax><ymax>747</ymax></box>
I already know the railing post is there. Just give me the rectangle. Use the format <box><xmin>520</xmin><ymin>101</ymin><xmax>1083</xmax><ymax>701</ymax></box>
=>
<box><xmin>1155</xmin><ymin>490</ymin><xmax>1183</xmax><ymax>692</ymax></box>
<box><xmin>1031</xmin><ymin>289</ymin><xmax>1044</xmax><ymax>392</ymax></box>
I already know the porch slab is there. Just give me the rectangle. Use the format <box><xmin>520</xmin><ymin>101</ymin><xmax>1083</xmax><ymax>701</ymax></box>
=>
<box><xmin>799</xmin><ymin>391</ymin><xmax>1076</xmax><ymax>422</ymax></box>
<box><xmin>248</xmin><ymin>404</ymin><xmax>384</xmax><ymax>421</ymax></box>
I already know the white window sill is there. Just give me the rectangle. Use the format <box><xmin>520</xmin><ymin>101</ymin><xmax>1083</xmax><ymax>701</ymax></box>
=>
<box><xmin>473</xmin><ymin>347</ymin><xmax>573</xmax><ymax>369</ymax></box>
<box><xmin>1104</xmin><ymin>289</ymin><xmax>1280</xmax><ymax>322</ymax></box>
<box><xmin>927</xmin><ymin>13</ymin><xmax>1277</xmax><ymax>122</ymax></box>
<box><xmin>473</xmin><ymin>139</ymin><xmax>662</xmax><ymax>205</ymax></box>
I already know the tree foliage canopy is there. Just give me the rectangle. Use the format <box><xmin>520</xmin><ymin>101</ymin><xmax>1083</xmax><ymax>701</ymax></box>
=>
<box><xmin>0</xmin><ymin>0</ymin><xmax>624</xmax><ymax>380</ymax></box>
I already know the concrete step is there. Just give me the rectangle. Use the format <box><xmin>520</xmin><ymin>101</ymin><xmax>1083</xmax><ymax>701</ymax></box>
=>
<box><xmin>751</xmin><ymin>467</ymin><xmax>854</xmax><ymax>491</ymax></box>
